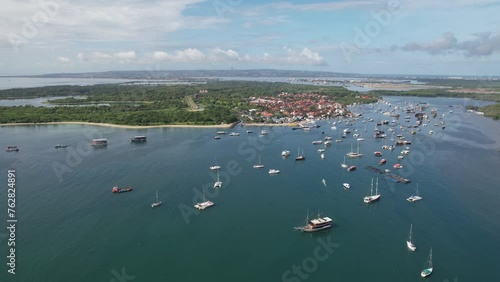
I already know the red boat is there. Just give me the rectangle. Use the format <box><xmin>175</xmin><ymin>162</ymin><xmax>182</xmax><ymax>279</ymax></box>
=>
<box><xmin>374</xmin><ymin>151</ymin><xmax>382</xmax><ymax>157</ymax></box>
<box><xmin>112</xmin><ymin>186</ymin><xmax>133</xmax><ymax>193</ymax></box>
<box><xmin>379</xmin><ymin>159</ymin><xmax>387</xmax><ymax>165</ymax></box>
<box><xmin>347</xmin><ymin>165</ymin><xmax>356</xmax><ymax>172</ymax></box>
<box><xmin>393</xmin><ymin>163</ymin><xmax>403</xmax><ymax>169</ymax></box>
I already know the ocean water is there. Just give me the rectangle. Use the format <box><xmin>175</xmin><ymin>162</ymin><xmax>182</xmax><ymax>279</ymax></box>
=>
<box><xmin>0</xmin><ymin>96</ymin><xmax>499</xmax><ymax>282</ymax></box>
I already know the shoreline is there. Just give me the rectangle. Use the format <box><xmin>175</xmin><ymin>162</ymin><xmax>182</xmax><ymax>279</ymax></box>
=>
<box><xmin>0</xmin><ymin>121</ymin><xmax>240</xmax><ymax>129</ymax></box>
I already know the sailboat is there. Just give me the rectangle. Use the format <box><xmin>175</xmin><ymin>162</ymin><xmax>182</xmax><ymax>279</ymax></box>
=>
<box><xmin>295</xmin><ymin>147</ymin><xmax>305</xmax><ymax>161</ymax></box>
<box><xmin>209</xmin><ymin>156</ymin><xmax>221</xmax><ymax>170</ymax></box>
<box><xmin>322</xmin><ymin>179</ymin><xmax>327</xmax><ymax>187</ymax></box>
<box><xmin>420</xmin><ymin>248</ymin><xmax>433</xmax><ymax>277</ymax></box>
<box><xmin>320</xmin><ymin>153</ymin><xmax>325</xmax><ymax>159</ymax></box>
<box><xmin>346</xmin><ymin>142</ymin><xmax>363</xmax><ymax>158</ymax></box>
<box><xmin>341</xmin><ymin>156</ymin><xmax>348</xmax><ymax>168</ymax></box>
<box><xmin>194</xmin><ymin>192</ymin><xmax>214</xmax><ymax>210</ymax></box>
<box><xmin>151</xmin><ymin>190</ymin><xmax>162</xmax><ymax>208</ymax></box>
<box><xmin>214</xmin><ymin>171</ymin><xmax>222</xmax><ymax>188</ymax></box>
<box><xmin>363</xmin><ymin>178</ymin><xmax>381</xmax><ymax>203</ymax></box>
<box><xmin>406</xmin><ymin>224</ymin><xmax>416</xmax><ymax>251</ymax></box>
<box><xmin>407</xmin><ymin>184</ymin><xmax>423</xmax><ymax>202</ymax></box>
<box><xmin>253</xmin><ymin>154</ymin><xmax>264</xmax><ymax>168</ymax></box>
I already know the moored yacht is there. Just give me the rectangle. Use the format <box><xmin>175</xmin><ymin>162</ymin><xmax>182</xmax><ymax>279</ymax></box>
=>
<box><xmin>130</xmin><ymin>136</ymin><xmax>147</xmax><ymax>142</ymax></box>
<box><xmin>91</xmin><ymin>138</ymin><xmax>108</xmax><ymax>147</ymax></box>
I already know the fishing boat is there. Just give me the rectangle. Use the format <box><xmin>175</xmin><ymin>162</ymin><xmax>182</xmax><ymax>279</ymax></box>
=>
<box><xmin>5</xmin><ymin>146</ymin><xmax>19</xmax><ymax>152</ymax></box>
<box><xmin>294</xmin><ymin>212</ymin><xmax>332</xmax><ymax>232</ymax></box>
<box><xmin>112</xmin><ymin>186</ymin><xmax>133</xmax><ymax>193</ymax></box>
<box><xmin>253</xmin><ymin>155</ymin><xmax>264</xmax><ymax>169</ymax></box>
<box><xmin>363</xmin><ymin>178</ymin><xmax>381</xmax><ymax>203</ymax></box>
<box><xmin>341</xmin><ymin>156</ymin><xmax>348</xmax><ymax>168</ymax></box>
<box><xmin>347</xmin><ymin>142</ymin><xmax>363</xmax><ymax>158</ymax></box>
<box><xmin>406</xmin><ymin>224</ymin><xmax>416</xmax><ymax>251</ymax></box>
<box><xmin>130</xmin><ymin>136</ymin><xmax>147</xmax><ymax>142</ymax></box>
<box><xmin>420</xmin><ymin>248</ymin><xmax>433</xmax><ymax>277</ymax></box>
<box><xmin>343</xmin><ymin>183</ymin><xmax>350</xmax><ymax>189</ymax></box>
<box><xmin>54</xmin><ymin>144</ymin><xmax>68</xmax><ymax>149</ymax></box>
<box><xmin>151</xmin><ymin>189</ymin><xmax>162</xmax><ymax>208</ymax></box>
<box><xmin>91</xmin><ymin>138</ymin><xmax>108</xmax><ymax>147</ymax></box>
<box><xmin>214</xmin><ymin>171</ymin><xmax>222</xmax><ymax>188</ymax></box>
<box><xmin>281</xmin><ymin>150</ymin><xmax>291</xmax><ymax>157</ymax></box>
<box><xmin>407</xmin><ymin>184</ymin><xmax>422</xmax><ymax>202</ymax></box>
<box><xmin>268</xmin><ymin>169</ymin><xmax>280</xmax><ymax>174</ymax></box>
<box><xmin>194</xmin><ymin>192</ymin><xmax>214</xmax><ymax>210</ymax></box>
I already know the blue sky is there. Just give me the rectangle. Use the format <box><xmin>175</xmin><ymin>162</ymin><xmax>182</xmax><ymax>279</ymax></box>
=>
<box><xmin>1</xmin><ymin>0</ymin><xmax>499</xmax><ymax>76</ymax></box>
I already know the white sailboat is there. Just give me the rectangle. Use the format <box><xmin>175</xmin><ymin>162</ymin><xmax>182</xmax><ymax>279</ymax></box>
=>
<box><xmin>406</xmin><ymin>224</ymin><xmax>416</xmax><ymax>251</ymax></box>
<box><xmin>214</xmin><ymin>171</ymin><xmax>222</xmax><ymax>188</ymax></box>
<box><xmin>209</xmin><ymin>157</ymin><xmax>221</xmax><ymax>170</ymax></box>
<box><xmin>407</xmin><ymin>184</ymin><xmax>423</xmax><ymax>202</ymax></box>
<box><xmin>253</xmin><ymin>154</ymin><xmax>264</xmax><ymax>168</ymax></box>
<box><xmin>322</xmin><ymin>179</ymin><xmax>327</xmax><ymax>187</ymax></box>
<box><xmin>320</xmin><ymin>153</ymin><xmax>325</xmax><ymax>159</ymax></box>
<box><xmin>420</xmin><ymin>248</ymin><xmax>433</xmax><ymax>277</ymax></box>
<box><xmin>363</xmin><ymin>178</ymin><xmax>381</xmax><ymax>203</ymax></box>
<box><xmin>295</xmin><ymin>147</ymin><xmax>305</xmax><ymax>161</ymax></box>
<box><xmin>341</xmin><ymin>156</ymin><xmax>348</xmax><ymax>168</ymax></box>
<box><xmin>347</xmin><ymin>142</ymin><xmax>363</xmax><ymax>158</ymax></box>
<box><xmin>151</xmin><ymin>189</ymin><xmax>162</xmax><ymax>208</ymax></box>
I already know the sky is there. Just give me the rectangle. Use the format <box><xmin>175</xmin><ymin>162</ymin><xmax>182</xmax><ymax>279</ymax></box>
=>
<box><xmin>0</xmin><ymin>0</ymin><xmax>499</xmax><ymax>76</ymax></box>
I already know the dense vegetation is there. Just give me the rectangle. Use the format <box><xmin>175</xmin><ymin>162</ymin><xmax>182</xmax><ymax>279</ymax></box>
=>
<box><xmin>479</xmin><ymin>104</ymin><xmax>500</xmax><ymax>120</ymax></box>
<box><xmin>0</xmin><ymin>81</ymin><xmax>373</xmax><ymax>126</ymax></box>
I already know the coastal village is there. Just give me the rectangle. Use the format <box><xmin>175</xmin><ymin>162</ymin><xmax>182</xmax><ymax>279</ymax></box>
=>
<box><xmin>242</xmin><ymin>92</ymin><xmax>374</xmax><ymax>124</ymax></box>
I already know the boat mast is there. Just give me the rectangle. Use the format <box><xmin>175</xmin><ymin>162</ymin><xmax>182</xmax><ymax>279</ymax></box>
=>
<box><xmin>375</xmin><ymin>178</ymin><xmax>379</xmax><ymax>195</ymax></box>
<box><xmin>370</xmin><ymin>178</ymin><xmax>374</xmax><ymax>196</ymax></box>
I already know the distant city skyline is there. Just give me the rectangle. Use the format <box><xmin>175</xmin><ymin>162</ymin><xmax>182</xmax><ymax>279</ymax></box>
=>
<box><xmin>1</xmin><ymin>0</ymin><xmax>499</xmax><ymax>76</ymax></box>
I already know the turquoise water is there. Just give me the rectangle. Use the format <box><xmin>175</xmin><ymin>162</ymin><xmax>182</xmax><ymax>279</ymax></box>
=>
<box><xmin>0</xmin><ymin>96</ymin><xmax>499</xmax><ymax>282</ymax></box>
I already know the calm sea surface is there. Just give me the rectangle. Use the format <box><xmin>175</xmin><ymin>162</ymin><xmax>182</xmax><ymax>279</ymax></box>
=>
<box><xmin>0</xmin><ymin>96</ymin><xmax>499</xmax><ymax>282</ymax></box>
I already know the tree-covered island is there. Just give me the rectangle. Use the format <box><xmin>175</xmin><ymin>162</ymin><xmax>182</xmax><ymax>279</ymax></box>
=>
<box><xmin>0</xmin><ymin>81</ymin><xmax>378</xmax><ymax>126</ymax></box>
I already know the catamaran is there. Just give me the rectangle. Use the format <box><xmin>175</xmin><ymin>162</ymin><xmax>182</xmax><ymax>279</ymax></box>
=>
<box><xmin>214</xmin><ymin>171</ymin><xmax>222</xmax><ymax>188</ymax></box>
<box><xmin>407</xmin><ymin>184</ymin><xmax>423</xmax><ymax>202</ymax></box>
<box><xmin>407</xmin><ymin>224</ymin><xmax>416</xmax><ymax>251</ymax></box>
<box><xmin>194</xmin><ymin>192</ymin><xmax>214</xmax><ymax>210</ymax></box>
<box><xmin>420</xmin><ymin>248</ymin><xmax>433</xmax><ymax>277</ymax></box>
<box><xmin>363</xmin><ymin>178</ymin><xmax>381</xmax><ymax>203</ymax></box>
<box><xmin>151</xmin><ymin>189</ymin><xmax>162</xmax><ymax>208</ymax></box>
<box><xmin>294</xmin><ymin>211</ymin><xmax>332</xmax><ymax>232</ymax></box>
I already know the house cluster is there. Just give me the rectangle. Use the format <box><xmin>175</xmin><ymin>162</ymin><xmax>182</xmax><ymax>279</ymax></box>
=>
<box><xmin>245</xmin><ymin>92</ymin><xmax>347</xmax><ymax>123</ymax></box>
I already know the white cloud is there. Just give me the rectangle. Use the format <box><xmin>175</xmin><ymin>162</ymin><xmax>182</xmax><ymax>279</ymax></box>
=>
<box><xmin>209</xmin><ymin>48</ymin><xmax>242</xmax><ymax>62</ymax></box>
<box><xmin>153</xmin><ymin>48</ymin><xmax>205</xmax><ymax>62</ymax></box>
<box><xmin>262</xmin><ymin>47</ymin><xmax>328</xmax><ymax>66</ymax></box>
<box><xmin>57</xmin><ymin>56</ymin><xmax>71</xmax><ymax>63</ymax></box>
<box><xmin>114</xmin><ymin>51</ymin><xmax>136</xmax><ymax>62</ymax></box>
